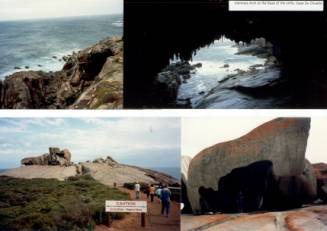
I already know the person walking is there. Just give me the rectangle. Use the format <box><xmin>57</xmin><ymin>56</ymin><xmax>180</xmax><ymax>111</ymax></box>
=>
<box><xmin>149</xmin><ymin>184</ymin><xmax>155</xmax><ymax>202</ymax></box>
<box><xmin>135</xmin><ymin>182</ymin><xmax>141</xmax><ymax>200</ymax></box>
<box><xmin>145</xmin><ymin>184</ymin><xmax>150</xmax><ymax>199</ymax></box>
<box><xmin>160</xmin><ymin>185</ymin><xmax>171</xmax><ymax>217</ymax></box>
<box><xmin>156</xmin><ymin>186</ymin><xmax>162</xmax><ymax>199</ymax></box>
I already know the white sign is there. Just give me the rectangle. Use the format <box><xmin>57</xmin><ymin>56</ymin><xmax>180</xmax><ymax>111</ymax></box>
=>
<box><xmin>229</xmin><ymin>1</ymin><xmax>324</xmax><ymax>11</ymax></box>
<box><xmin>105</xmin><ymin>200</ymin><xmax>147</xmax><ymax>213</ymax></box>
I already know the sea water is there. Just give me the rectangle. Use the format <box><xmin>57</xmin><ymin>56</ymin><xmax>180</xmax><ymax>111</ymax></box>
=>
<box><xmin>0</xmin><ymin>14</ymin><xmax>123</xmax><ymax>79</ymax></box>
<box><xmin>149</xmin><ymin>167</ymin><xmax>180</xmax><ymax>180</ymax></box>
<box><xmin>175</xmin><ymin>37</ymin><xmax>267</xmax><ymax>107</ymax></box>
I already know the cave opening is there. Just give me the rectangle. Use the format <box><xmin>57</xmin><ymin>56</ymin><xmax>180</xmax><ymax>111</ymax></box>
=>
<box><xmin>166</xmin><ymin>36</ymin><xmax>285</xmax><ymax>108</ymax></box>
<box><xmin>125</xmin><ymin>0</ymin><xmax>327</xmax><ymax>108</ymax></box>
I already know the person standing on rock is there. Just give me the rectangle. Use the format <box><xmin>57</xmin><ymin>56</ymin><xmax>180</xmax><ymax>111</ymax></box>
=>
<box><xmin>135</xmin><ymin>182</ymin><xmax>141</xmax><ymax>200</ymax></box>
<box><xmin>160</xmin><ymin>185</ymin><xmax>172</xmax><ymax>217</ymax></box>
<box><xmin>150</xmin><ymin>184</ymin><xmax>156</xmax><ymax>202</ymax></box>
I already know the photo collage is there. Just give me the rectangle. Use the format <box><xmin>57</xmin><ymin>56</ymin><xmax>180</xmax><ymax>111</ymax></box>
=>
<box><xmin>0</xmin><ymin>0</ymin><xmax>326</xmax><ymax>230</ymax></box>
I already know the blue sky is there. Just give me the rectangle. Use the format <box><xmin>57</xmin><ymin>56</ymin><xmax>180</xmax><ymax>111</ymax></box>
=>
<box><xmin>0</xmin><ymin>0</ymin><xmax>123</xmax><ymax>21</ymax></box>
<box><xmin>0</xmin><ymin>118</ymin><xmax>180</xmax><ymax>169</ymax></box>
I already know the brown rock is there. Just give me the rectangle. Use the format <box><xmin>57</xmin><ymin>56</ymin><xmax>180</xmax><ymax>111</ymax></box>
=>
<box><xmin>181</xmin><ymin>205</ymin><xmax>327</xmax><ymax>231</ymax></box>
<box><xmin>0</xmin><ymin>37</ymin><xmax>123</xmax><ymax>109</ymax></box>
<box><xmin>187</xmin><ymin>118</ymin><xmax>311</xmax><ymax>213</ymax></box>
<box><xmin>21</xmin><ymin>147</ymin><xmax>72</xmax><ymax>167</ymax></box>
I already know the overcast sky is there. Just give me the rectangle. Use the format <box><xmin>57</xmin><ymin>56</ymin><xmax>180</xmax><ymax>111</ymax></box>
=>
<box><xmin>182</xmin><ymin>117</ymin><xmax>327</xmax><ymax>164</ymax></box>
<box><xmin>0</xmin><ymin>118</ymin><xmax>180</xmax><ymax>169</ymax></box>
<box><xmin>0</xmin><ymin>0</ymin><xmax>123</xmax><ymax>21</ymax></box>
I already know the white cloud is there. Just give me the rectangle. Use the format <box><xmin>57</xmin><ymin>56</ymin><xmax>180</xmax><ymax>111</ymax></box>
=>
<box><xmin>0</xmin><ymin>0</ymin><xmax>123</xmax><ymax>21</ymax></box>
<box><xmin>0</xmin><ymin>118</ymin><xmax>180</xmax><ymax>168</ymax></box>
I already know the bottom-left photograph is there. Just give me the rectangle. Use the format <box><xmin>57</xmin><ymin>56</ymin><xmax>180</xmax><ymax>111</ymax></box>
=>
<box><xmin>0</xmin><ymin>117</ymin><xmax>181</xmax><ymax>231</ymax></box>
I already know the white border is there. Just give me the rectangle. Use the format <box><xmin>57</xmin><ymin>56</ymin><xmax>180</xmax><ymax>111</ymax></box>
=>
<box><xmin>0</xmin><ymin>109</ymin><xmax>327</xmax><ymax>118</ymax></box>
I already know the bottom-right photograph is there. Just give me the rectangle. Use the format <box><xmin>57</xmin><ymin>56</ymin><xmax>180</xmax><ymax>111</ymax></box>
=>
<box><xmin>181</xmin><ymin>117</ymin><xmax>327</xmax><ymax>231</ymax></box>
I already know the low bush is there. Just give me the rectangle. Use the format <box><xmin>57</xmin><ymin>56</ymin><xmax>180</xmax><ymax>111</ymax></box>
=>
<box><xmin>0</xmin><ymin>175</ymin><xmax>129</xmax><ymax>230</ymax></box>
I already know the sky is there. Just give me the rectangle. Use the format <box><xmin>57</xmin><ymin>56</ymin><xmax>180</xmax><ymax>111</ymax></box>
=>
<box><xmin>0</xmin><ymin>118</ymin><xmax>180</xmax><ymax>169</ymax></box>
<box><xmin>0</xmin><ymin>0</ymin><xmax>123</xmax><ymax>21</ymax></box>
<box><xmin>182</xmin><ymin>117</ymin><xmax>327</xmax><ymax>164</ymax></box>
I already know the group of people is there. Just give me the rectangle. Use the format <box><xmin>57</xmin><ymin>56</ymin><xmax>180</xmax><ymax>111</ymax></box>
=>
<box><xmin>134</xmin><ymin>182</ymin><xmax>171</xmax><ymax>217</ymax></box>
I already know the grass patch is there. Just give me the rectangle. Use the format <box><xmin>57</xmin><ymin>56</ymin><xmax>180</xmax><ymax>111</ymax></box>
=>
<box><xmin>0</xmin><ymin>175</ymin><xmax>129</xmax><ymax>230</ymax></box>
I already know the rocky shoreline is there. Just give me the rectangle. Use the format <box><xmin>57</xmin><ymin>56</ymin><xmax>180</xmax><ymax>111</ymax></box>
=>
<box><xmin>0</xmin><ymin>37</ymin><xmax>123</xmax><ymax>109</ymax></box>
<box><xmin>154</xmin><ymin>38</ymin><xmax>288</xmax><ymax>108</ymax></box>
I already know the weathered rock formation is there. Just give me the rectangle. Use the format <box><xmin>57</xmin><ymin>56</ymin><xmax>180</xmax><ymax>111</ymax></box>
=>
<box><xmin>79</xmin><ymin>160</ymin><xmax>179</xmax><ymax>187</ymax></box>
<box><xmin>187</xmin><ymin>118</ymin><xmax>314</xmax><ymax>213</ymax></box>
<box><xmin>313</xmin><ymin>163</ymin><xmax>327</xmax><ymax>202</ymax></box>
<box><xmin>0</xmin><ymin>37</ymin><xmax>123</xmax><ymax>109</ymax></box>
<box><xmin>125</xmin><ymin>0</ymin><xmax>327</xmax><ymax>108</ymax></box>
<box><xmin>21</xmin><ymin>147</ymin><xmax>72</xmax><ymax>167</ymax></box>
<box><xmin>182</xmin><ymin>156</ymin><xmax>192</xmax><ymax>213</ymax></box>
<box><xmin>181</xmin><ymin>205</ymin><xmax>327</xmax><ymax>231</ymax></box>
<box><xmin>5</xmin><ymin>153</ymin><xmax>179</xmax><ymax>187</ymax></box>
<box><xmin>92</xmin><ymin>156</ymin><xmax>119</xmax><ymax>167</ymax></box>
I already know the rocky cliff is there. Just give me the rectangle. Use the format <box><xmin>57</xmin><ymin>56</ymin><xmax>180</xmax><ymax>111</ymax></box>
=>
<box><xmin>187</xmin><ymin>118</ymin><xmax>316</xmax><ymax>213</ymax></box>
<box><xmin>0</xmin><ymin>37</ymin><xmax>123</xmax><ymax>109</ymax></box>
<box><xmin>2</xmin><ymin>154</ymin><xmax>178</xmax><ymax>187</ymax></box>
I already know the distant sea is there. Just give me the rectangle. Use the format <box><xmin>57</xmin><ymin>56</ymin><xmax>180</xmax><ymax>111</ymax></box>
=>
<box><xmin>0</xmin><ymin>14</ymin><xmax>123</xmax><ymax>79</ymax></box>
<box><xmin>0</xmin><ymin>169</ymin><xmax>9</xmax><ymax>173</ymax></box>
<box><xmin>149</xmin><ymin>167</ymin><xmax>180</xmax><ymax>180</ymax></box>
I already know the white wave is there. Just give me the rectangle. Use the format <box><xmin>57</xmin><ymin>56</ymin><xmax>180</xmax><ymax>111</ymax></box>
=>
<box><xmin>112</xmin><ymin>21</ymin><xmax>123</xmax><ymax>27</ymax></box>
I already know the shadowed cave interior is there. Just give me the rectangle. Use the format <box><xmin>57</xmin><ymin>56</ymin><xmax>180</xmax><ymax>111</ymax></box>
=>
<box><xmin>124</xmin><ymin>0</ymin><xmax>327</xmax><ymax>108</ymax></box>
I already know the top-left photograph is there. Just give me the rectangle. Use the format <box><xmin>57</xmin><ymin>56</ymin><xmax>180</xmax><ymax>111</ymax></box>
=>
<box><xmin>0</xmin><ymin>0</ymin><xmax>123</xmax><ymax>109</ymax></box>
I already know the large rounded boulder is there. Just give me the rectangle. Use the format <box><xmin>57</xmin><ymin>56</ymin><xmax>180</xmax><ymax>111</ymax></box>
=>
<box><xmin>187</xmin><ymin>118</ymin><xmax>312</xmax><ymax>213</ymax></box>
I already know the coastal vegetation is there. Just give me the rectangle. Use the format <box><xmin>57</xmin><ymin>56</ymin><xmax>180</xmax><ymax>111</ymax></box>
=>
<box><xmin>0</xmin><ymin>175</ymin><xmax>129</xmax><ymax>230</ymax></box>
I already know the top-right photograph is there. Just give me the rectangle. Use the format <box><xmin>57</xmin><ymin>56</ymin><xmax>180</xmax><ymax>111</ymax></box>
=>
<box><xmin>124</xmin><ymin>0</ymin><xmax>326</xmax><ymax>109</ymax></box>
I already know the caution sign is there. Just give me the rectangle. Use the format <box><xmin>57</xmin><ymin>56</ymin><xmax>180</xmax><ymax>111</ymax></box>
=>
<box><xmin>105</xmin><ymin>200</ymin><xmax>147</xmax><ymax>213</ymax></box>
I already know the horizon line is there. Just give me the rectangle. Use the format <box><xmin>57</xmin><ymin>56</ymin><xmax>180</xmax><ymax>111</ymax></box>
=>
<box><xmin>0</xmin><ymin>13</ymin><xmax>123</xmax><ymax>23</ymax></box>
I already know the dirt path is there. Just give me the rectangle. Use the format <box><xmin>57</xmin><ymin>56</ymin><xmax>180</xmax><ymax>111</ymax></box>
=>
<box><xmin>96</xmin><ymin>187</ymin><xmax>180</xmax><ymax>231</ymax></box>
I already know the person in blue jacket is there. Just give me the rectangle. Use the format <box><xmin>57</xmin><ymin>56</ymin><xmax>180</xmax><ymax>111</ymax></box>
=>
<box><xmin>160</xmin><ymin>185</ymin><xmax>172</xmax><ymax>217</ymax></box>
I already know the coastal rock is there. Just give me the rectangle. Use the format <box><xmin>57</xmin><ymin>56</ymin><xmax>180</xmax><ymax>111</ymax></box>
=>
<box><xmin>21</xmin><ymin>147</ymin><xmax>72</xmax><ymax>167</ymax></box>
<box><xmin>182</xmin><ymin>155</ymin><xmax>192</xmax><ymax>184</ymax></box>
<box><xmin>181</xmin><ymin>205</ymin><xmax>327</xmax><ymax>231</ymax></box>
<box><xmin>187</xmin><ymin>118</ymin><xmax>311</xmax><ymax>213</ymax></box>
<box><xmin>0</xmin><ymin>166</ymin><xmax>77</xmax><ymax>181</ymax></box>
<box><xmin>276</xmin><ymin>159</ymin><xmax>317</xmax><ymax>208</ymax></box>
<box><xmin>154</xmin><ymin>61</ymin><xmax>202</xmax><ymax>106</ymax></box>
<box><xmin>0</xmin><ymin>71</ymin><xmax>56</xmax><ymax>109</ymax></box>
<box><xmin>0</xmin><ymin>37</ymin><xmax>123</xmax><ymax>109</ymax></box>
<box><xmin>182</xmin><ymin>156</ymin><xmax>192</xmax><ymax>213</ymax></box>
<box><xmin>313</xmin><ymin>162</ymin><xmax>327</xmax><ymax>202</ymax></box>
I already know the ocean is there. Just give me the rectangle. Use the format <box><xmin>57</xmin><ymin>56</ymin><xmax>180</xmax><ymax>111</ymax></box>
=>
<box><xmin>0</xmin><ymin>14</ymin><xmax>123</xmax><ymax>79</ymax></box>
<box><xmin>149</xmin><ymin>167</ymin><xmax>180</xmax><ymax>180</ymax></box>
<box><xmin>174</xmin><ymin>37</ymin><xmax>267</xmax><ymax>108</ymax></box>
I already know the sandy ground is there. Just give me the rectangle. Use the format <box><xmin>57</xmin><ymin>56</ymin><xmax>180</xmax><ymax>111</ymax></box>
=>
<box><xmin>181</xmin><ymin>205</ymin><xmax>327</xmax><ymax>231</ymax></box>
<box><xmin>96</xmin><ymin>187</ymin><xmax>180</xmax><ymax>231</ymax></box>
<box><xmin>0</xmin><ymin>166</ymin><xmax>77</xmax><ymax>180</ymax></box>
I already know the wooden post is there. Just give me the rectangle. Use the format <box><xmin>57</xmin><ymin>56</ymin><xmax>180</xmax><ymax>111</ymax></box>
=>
<box><xmin>108</xmin><ymin>212</ymin><xmax>111</xmax><ymax>227</ymax></box>
<box><xmin>141</xmin><ymin>213</ymin><xmax>146</xmax><ymax>227</ymax></box>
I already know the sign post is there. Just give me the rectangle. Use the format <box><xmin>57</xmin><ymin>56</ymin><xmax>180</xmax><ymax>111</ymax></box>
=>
<box><xmin>105</xmin><ymin>200</ymin><xmax>147</xmax><ymax>227</ymax></box>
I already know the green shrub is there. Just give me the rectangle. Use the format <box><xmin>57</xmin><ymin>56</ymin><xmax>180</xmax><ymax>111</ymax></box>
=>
<box><xmin>0</xmin><ymin>176</ymin><xmax>129</xmax><ymax>230</ymax></box>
